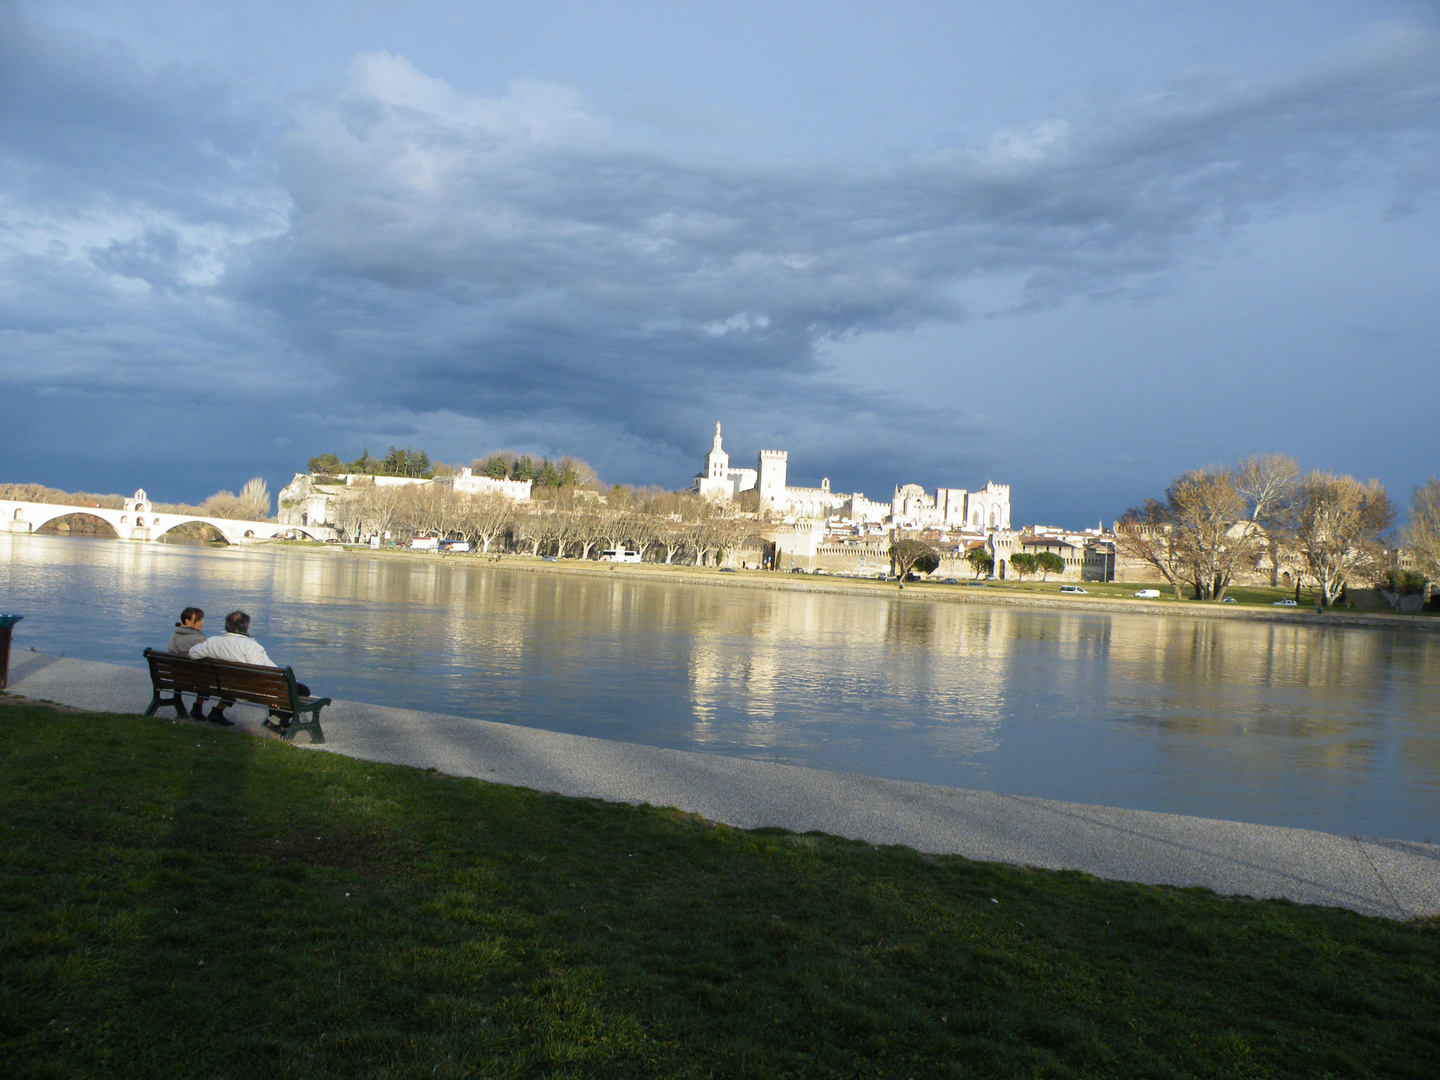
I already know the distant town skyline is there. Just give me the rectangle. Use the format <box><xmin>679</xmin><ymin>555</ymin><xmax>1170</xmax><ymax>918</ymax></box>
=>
<box><xmin>2</xmin><ymin>2</ymin><xmax>1438</xmax><ymax>527</ymax></box>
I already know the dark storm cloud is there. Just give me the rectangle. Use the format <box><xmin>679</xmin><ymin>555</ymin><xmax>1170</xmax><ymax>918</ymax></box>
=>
<box><xmin>3</xmin><ymin>13</ymin><xmax>1439</xmax><ymax>486</ymax></box>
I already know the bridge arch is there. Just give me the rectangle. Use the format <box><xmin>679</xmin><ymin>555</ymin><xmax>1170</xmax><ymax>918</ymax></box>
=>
<box><xmin>153</xmin><ymin>519</ymin><xmax>232</xmax><ymax>545</ymax></box>
<box><xmin>33</xmin><ymin>511</ymin><xmax>121</xmax><ymax>539</ymax></box>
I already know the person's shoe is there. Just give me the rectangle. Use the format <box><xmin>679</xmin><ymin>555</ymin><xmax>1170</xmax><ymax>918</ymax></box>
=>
<box><xmin>189</xmin><ymin>702</ymin><xmax>207</xmax><ymax>721</ymax></box>
<box><xmin>206</xmin><ymin>709</ymin><xmax>234</xmax><ymax>727</ymax></box>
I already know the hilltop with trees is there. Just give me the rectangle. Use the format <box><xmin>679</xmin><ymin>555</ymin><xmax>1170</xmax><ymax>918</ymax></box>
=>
<box><xmin>305</xmin><ymin>447</ymin><xmax>601</xmax><ymax>492</ymax></box>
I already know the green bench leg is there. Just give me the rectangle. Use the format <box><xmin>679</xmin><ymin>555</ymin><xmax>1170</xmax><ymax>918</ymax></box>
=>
<box><xmin>145</xmin><ymin>692</ymin><xmax>187</xmax><ymax>718</ymax></box>
<box><xmin>284</xmin><ymin>705</ymin><xmax>326</xmax><ymax>744</ymax></box>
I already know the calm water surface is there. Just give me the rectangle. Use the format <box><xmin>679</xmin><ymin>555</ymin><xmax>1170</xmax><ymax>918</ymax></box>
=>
<box><xmin>4</xmin><ymin>534</ymin><xmax>1438</xmax><ymax>840</ymax></box>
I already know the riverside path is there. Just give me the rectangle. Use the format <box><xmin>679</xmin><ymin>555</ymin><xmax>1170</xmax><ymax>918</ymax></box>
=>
<box><xmin>6</xmin><ymin>650</ymin><xmax>1437</xmax><ymax>921</ymax></box>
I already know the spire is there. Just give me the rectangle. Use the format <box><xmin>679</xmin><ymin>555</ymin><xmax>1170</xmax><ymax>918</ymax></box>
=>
<box><xmin>713</xmin><ymin>422</ymin><xmax>723</xmax><ymax>451</ymax></box>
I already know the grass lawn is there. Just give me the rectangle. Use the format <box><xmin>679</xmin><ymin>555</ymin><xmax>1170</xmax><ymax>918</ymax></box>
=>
<box><xmin>917</xmin><ymin>577</ymin><xmax>1339</xmax><ymax>609</ymax></box>
<box><xmin>2</xmin><ymin>701</ymin><xmax>1436</xmax><ymax>1079</ymax></box>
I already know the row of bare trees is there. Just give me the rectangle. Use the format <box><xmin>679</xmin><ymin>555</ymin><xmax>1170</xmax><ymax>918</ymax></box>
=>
<box><xmin>328</xmin><ymin>481</ymin><xmax>765</xmax><ymax>565</ymax></box>
<box><xmin>1115</xmin><ymin>455</ymin><xmax>1408</xmax><ymax>605</ymax></box>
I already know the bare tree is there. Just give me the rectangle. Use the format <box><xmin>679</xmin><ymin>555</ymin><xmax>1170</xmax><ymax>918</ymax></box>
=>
<box><xmin>1402</xmin><ymin>478</ymin><xmax>1440</xmax><ymax>582</ymax></box>
<box><xmin>1168</xmin><ymin>469</ymin><xmax>1246</xmax><ymax>600</ymax></box>
<box><xmin>330</xmin><ymin>488</ymin><xmax>367</xmax><ymax>541</ymax></box>
<box><xmin>200</xmin><ymin>490</ymin><xmax>244</xmax><ymax>519</ymax></box>
<box><xmin>399</xmin><ymin>483</ymin><xmax>459</xmax><ymax>539</ymax></box>
<box><xmin>355</xmin><ymin>480</ymin><xmax>405</xmax><ymax>541</ymax></box>
<box><xmin>1117</xmin><ymin>456</ymin><xmax>1298</xmax><ymax>601</ymax></box>
<box><xmin>543</xmin><ymin>500</ymin><xmax>576</xmax><ymax>558</ymax></box>
<box><xmin>597</xmin><ymin>508</ymin><xmax>628</xmax><ymax>553</ymax></box>
<box><xmin>237</xmin><ymin>477</ymin><xmax>272</xmax><ymax>520</ymax></box>
<box><xmin>1223</xmin><ymin>454</ymin><xmax>1300</xmax><ymax>597</ymax></box>
<box><xmin>512</xmin><ymin>507</ymin><xmax>546</xmax><ymax>556</ymax></box>
<box><xmin>1294</xmin><ymin>472</ymin><xmax>1394</xmax><ymax>606</ymax></box>
<box><xmin>621</xmin><ymin>511</ymin><xmax>658</xmax><ymax>560</ymax></box>
<box><xmin>458</xmin><ymin>492</ymin><xmax>516</xmax><ymax>554</ymax></box>
<box><xmin>574</xmin><ymin>509</ymin><xmax>605</xmax><ymax>559</ymax></box>
<box><xmin>1114</xmin><ymin>502</ymin><xmax>1189</xmax><ymax>599</ymax></box>
<box><xmin>684</xmin><ymin>498</ymin><xmax>729</xmax><ymax>566</ymax></box>
<box><xmin>658</xmin><ymin>512</ymin><xmax>688</xmax><ymax>564</ymax></box>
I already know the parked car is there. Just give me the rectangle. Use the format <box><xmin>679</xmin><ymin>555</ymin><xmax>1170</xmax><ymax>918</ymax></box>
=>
<box><xmin>789</xmin><ymin>567</ymin><xmax>807</xmax><ymax>573</ymax></box>
<box><xmin>719</xmin><ymin>566</ymin><xmax>737</xmax><ymax>573</ymax></box>
<box><xmin>1133</xmin><ymin>589</ymin><xmax>1160</xmax><ymax>599</ymax></box>
<box><xmin>942</xmin><ymin>578</ymin><xmax>959</xmax><ymax>585</ymax></box>
<box><xmin>1273</xmin><ymin>599</ymin><xmax>1297</xmax><ymax>606</ymax></box>
<box><xmin>1220</xmin><ymin>597</ymin><xmax>1237</xmax><ymax>603</ymax></box>
<box><xmin>966</xmin><ymin>581</ymin><xmax>988</xmax><ymax>587</ymax></box>
<box><xmin>1060</xmin><ymin>585</ymin><xmax>1087</xmax><ymax>594</ymax></box>
<box><xmin>541</xmin><ymin>555</ymin><xmax>558</xmax><ymax>562</ymax></box>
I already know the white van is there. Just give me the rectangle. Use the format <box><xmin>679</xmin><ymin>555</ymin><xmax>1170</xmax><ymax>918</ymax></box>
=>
<box><xmin>599</xmin><ymin>549</ymin><xmax>641</xmax><ymax>563</ymax></box>
<box><xmin>409</xmin><ymin>537</ymin><xmax>439</xmax><ymax>551</ymax></box>
<box><xmin>1059</xmin><ymin>585</ymin><xmax>1087</xmax><ymax>594</ymax></box>
<box><xmin>1133</xmin><ymin>589</ymin><xmax>1161</xmax><ymax>599</ymax></box>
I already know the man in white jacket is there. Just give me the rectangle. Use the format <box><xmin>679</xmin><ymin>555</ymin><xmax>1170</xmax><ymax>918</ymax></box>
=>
<box><xmin>189</xmin><ymin>611</ymin><xmax>300</xmax><ymax>726</ymax></box>
<box><xmin>189</xmin><ymin>610</ymin><xmax>274</xmax><ymax>667</ymax></box>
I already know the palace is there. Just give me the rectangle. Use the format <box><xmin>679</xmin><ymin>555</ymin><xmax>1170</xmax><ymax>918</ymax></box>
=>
<box><xmin>691</xmin><ymin>422</ymin><xmax>1010</xmax><ymax>534</ymax></box>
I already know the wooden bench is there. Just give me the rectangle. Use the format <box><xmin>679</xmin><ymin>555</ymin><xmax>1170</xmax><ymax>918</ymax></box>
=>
<box><xmin>142</xmin><ymin>648</ymin><xmax>332</xmax><ymax>743</ymax></box>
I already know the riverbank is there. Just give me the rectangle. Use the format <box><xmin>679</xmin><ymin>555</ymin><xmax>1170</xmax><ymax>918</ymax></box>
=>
<box><xmin>299</xmin><ymin>541</ymin><xmax>1440</xmax><ymax>632</ymax></box>
<box><xmin>3</xmin><ymin>694</ymin><xmax>1437</xmax><ymax>1079</ymax></box>
<box><xmin>8</xmin><ymin>651</ymin><xmax>1437</xmax><ymax>920</ymax></box>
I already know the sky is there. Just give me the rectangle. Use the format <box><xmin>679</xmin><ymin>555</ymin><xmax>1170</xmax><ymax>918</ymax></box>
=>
<box><xmin>2</xmin><ymin>1</ymin><xmax>1438</xmax><ymax>527</ymax></box>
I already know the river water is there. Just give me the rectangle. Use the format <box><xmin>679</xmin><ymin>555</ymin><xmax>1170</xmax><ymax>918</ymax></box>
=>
<box><xmin>4</xmin><ymin>533</ymin><xmax>1438</xmax><ymax>840</ymax></box>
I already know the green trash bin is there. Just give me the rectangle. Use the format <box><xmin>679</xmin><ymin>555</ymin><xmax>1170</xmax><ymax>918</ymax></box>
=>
<box><xmin>0</xmin><ymin>614</ymin><xmax>22</xmax><ymax>690</ymax></box>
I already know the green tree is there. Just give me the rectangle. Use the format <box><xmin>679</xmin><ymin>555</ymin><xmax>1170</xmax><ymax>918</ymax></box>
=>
<box><xmin>1380</xmin><ymin>567</ymin><xmax>1427</xmax><ymax>596</ymax></box>
<box><xmin>511</xmin><ymin>455</ymin><xmax>537</xmax><ymax>483</ymax></box>
<box><xmin>1010</xmin><ymin>553</ymin><xmax>1038</xmax><ymax>580</ymax></box>
<box><xmin>1035</xmin><ymin>551</ymin><xmax>1065</xmax><ymax>580</ymax></box>
<box><xmin>475</xmin><ymin>453</ymin><xmax>512</xmax><ymax>480</ymax></box>
<box><xmin>965</xmin><ymin>548</ymin><xmax>993</xmax><ymax>578</ymax></box>
<box><xmin>536</xmin><ymin>460</ymin><xmax>564</xmax><ymax>488</ymax></box>
<box><xmin>307</xmin><ymin>453</ymin><xmax>342</xmax><ymax>475</ymax></box>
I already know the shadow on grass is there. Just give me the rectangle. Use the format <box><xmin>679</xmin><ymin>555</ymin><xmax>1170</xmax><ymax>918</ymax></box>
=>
<box><xmin>4</xmin><ymin>701</ymin><xmax>1440</xmax><ymax>1080</ymax></box>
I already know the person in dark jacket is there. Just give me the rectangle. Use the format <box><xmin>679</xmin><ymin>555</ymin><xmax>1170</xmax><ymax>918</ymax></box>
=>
<box><xmin>167</xmin><ymin>607</ymin><xmax>209</xmax><ymax>721</ymax></box>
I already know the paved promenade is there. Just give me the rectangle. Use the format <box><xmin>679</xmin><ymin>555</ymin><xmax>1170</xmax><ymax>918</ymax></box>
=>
<box><xmin>8</xmin><ymin>650</ymin><xmax>1438</xmax><ymax>920</ymax></box>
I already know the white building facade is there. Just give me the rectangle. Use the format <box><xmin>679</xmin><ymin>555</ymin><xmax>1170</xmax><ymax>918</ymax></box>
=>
<box><xmin>693</xmin><ymin>424</ymin><xmax>758</xmax><ymax>501</ymax></box>
<box><xmin>690</xmin><ymin>421</ymin><xmax>1011</xmax><ymax>533</ymax></box>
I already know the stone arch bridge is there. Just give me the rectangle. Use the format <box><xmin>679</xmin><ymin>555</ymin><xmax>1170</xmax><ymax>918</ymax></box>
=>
<box><xmin>1</xmin><ymin>489</ymin><xmax>335</xmax><ymax>545</ymax></box>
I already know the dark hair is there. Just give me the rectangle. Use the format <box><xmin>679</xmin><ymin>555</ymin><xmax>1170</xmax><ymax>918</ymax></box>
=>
<box><xmin>224</xmin><ymin>611</ymin><xmax>251</xmax><ymax>635</ymax></box>
<box><xmin>176</xmin><ymin>606</ymin><xmax>204</xmax><ymax>628</ymax></box>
